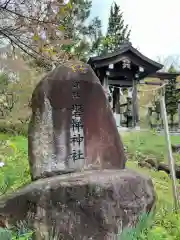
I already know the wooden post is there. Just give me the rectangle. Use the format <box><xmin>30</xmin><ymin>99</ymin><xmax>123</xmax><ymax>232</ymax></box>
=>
<box><xmin>112</xmin><ymin>88</ymin><xmax>117</xmax><ymax>113</ymax></box>
<box><xmin>119</xmin><ymin>88</ymin><xmax>121</xmax><ymax>127</ymax></box>
<box><xmin>160</xmin><ymin>88</ymin><xmax>179</xmax><ymax>211</ymax></box>
<box><xmin>148</xmin><ymin>107</ymin><xmax>153</xmax><ymax>129</ymax></box>
<box><xmin>115</xmin><ymin>89</ymin><xmax>120</xmax><ymax>112</ymax></box>
<box><xmin>126</xmin><ymin>97</ymin><xmax>132</xmax><ymax>128</ymax></box>
<box><xmin>178</xmin><ymin>100</ymin><xmax>180</xmax><ymax>129</ymax></box>
<box><xmin>115</xmin><ymin>88</ymin><xmax>120</xmax><ymax>127</ymax></box>
<box><xmin>103</xmin><ymin>76</ymin><xmax>108</xmax><ymax>91</ymax></box>
<box><xmin>132</xmin><ymin>79</ymin><xmax>139</xmax><ymax>128</ymax></box>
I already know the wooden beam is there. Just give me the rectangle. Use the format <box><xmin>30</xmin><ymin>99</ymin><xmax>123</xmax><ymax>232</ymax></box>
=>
<box><xmin>108</xmin><ymin>79</ymin><xmax>132</xmax><ymax>86</ymax></box>
<box><xmin>148</xmin><ymin>72</ymin><xmax>180</xmax><ymax>79</ymax></box>
<box><xmin>106</xmin><ymin>69</ymin><xmax>134</xmax><ymax>78</ymax></box>
<box><xmin>109</xmin><ymin>84</ymin><xmax>133</xmax><ymax>87</ymax></box>
<box><xmin>143</xmin><ymin>82</ymin><xmax>163</xmax><ymax>86</ymax></box>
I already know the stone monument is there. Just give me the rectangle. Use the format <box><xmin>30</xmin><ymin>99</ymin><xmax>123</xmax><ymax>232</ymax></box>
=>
<box><xmin>0</xmin><ymin>61</ymin><xmax>156</xmax><ymax>240</ymax></box>
<box><xmin>28</xmin><ymin>62</ymin><xmax>127</xmax><ymax>181</ymax></box>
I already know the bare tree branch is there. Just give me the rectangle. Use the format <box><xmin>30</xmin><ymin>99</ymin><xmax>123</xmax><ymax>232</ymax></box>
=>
<box><xmin>0</xmin><ymin>0</ymin><xmax>73</xmax><ymax>68</ymax></box>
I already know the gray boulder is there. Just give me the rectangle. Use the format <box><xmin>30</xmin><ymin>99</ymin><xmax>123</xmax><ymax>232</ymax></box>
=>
<box><xmin>28</xmin><ymin>62</ymin><xmax>126</xmax><ymax>181</ymax></box>
<box><xmin>0</xmin><ymin>169</ymin><xmax>156</xmax><ymax>239</ymax></box>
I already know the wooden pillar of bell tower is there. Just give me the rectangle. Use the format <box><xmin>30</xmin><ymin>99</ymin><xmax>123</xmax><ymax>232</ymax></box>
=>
<box><xmin>132</xmin><ymin>79</ymin><xmax>139</xmax><ymax>128</ymax></box>
<box><xmin>115</xmin><ymin>88</ymin><xmax>120</xmax><ymax>115</ymax></box>
<box><xmin>112</xmin><ymin>87</ymin><xmax>119</xmax><ymax>113</ymax></box>
<box><xmin>112</xmin><ymin>87</ymin><xmax>120</xmax><ymax>127</ymax></box>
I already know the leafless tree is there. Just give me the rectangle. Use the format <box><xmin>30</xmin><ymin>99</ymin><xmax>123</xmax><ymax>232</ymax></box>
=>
<box><xmin>156</xmin><ymin>55</ymin><xmax>180</xmax><ymax>72</ymax></box>
<box><xmin>0</xmin><ymin>0</ymin><xmax>73</xmax><ymax>69</ymax></box>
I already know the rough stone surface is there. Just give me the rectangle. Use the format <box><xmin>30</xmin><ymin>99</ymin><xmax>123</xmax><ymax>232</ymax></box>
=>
<box><xmin>172</xmin><ymin>144</ymin><xmax>180</xmax><ymax>153</ymax></box>
<box><xmin>28</xmin><ymin>62</ymin><xmax>126</xmax><ymax>181</ymax></box>
<box><xmin>0</xmin><ymin>169</ymin><xmax>156</xmax><ymax>240</ymax></box>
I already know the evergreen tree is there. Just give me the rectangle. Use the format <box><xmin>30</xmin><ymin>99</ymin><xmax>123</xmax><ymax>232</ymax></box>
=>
<box><xmin>103</xmin><ymin>2</ymin><xmax>131</xmax><ymax>53</ymax></box>
<box><xmin>88</xmin><ymin>17</ymin><xmax>103</xmax><ymax>58</ymax></box>
<box><xmin>165</xmin><ymin>64</ymin><xmax>180</xmax><ymax>127</ymax></box>
<box><xmin>168</xmin><ymin>64</ymin><xmax>176</xmax><ymax>73</ymax></box>
<box><xmin>60</xmin><ymin>0</ymin><xmax>102</xmax><ymax>61</ymax></box>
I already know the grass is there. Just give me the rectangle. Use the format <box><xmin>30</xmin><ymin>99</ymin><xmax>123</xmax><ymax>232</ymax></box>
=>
<box><xmin>0</xmin><ymin>134</ymin><xmax>30</xmax><ymax>194</ymax></box>
<box><xmin>121</xmin><ymin>131</ymin><xmax>180</xmax><ymax>239</ymax></box>
<box><xmin>123</xmin><ymin>130</ymin><xmax>180</xmax><ymax>164</ymax></box>
<box><xmin>0</xmin><ymin>131</ymin><xmax>180</xmax><ymax>239</ymax></box>
<box><xmin>122</xmin><ymin>130</ymin><xmax>180</xmax><ymax>204</ymax></box>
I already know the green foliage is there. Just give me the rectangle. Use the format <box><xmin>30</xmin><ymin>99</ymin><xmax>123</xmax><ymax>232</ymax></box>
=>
<box><xmin>0</xmin><ymin>69</ymin><xmax>40</xmax><ymax>135</ymax></box>
<box><xmin>119</xmin><ymin>212</ymin><xmax>153</xmax><ymax>240</ymax></box>
<box><xmin>149</xmin><ymin>66</ymin><xmax>180</xmax><ymax>128</ymax></box>
<box><xmin>0</xmin><ymin>120</ymin><xmax>28</xmax><ymax>136</ymax></box>
<box><xmin>165</xmin><ymin>81</ymin><xmax>179</xmax><ymax>126</ymax></box>
<box><xmin>122</xmin><ymin>131</ymin><xmax>180</xmax><ymax>207</ymax></box>
<box><xmin>0</xmin><ymin>71</ymin><xmax>19</xmax><ymax>119</ymax></box>
<box><xmin>0</xmin><ymin>134</ymin><xmax>30</xmax><ymax>196</ymax></box>
<box><xmin>163</xmin><ymin>64</ymin><xmax>180</xmax><ymax>126</ymax></box>
<box><xmin>168</xmin><ymin>64</ymin><xmax>177</xmax><ymax>73</ymax></box>
<box><xmin>91</xmin><ymin>2</ymin><xmax>131</xmax><ymax>55</ymax></box>
<box><xmin>87</xmin><ymin>17</ymin><xmax>103</xmax><ymax>57</ymax></box>
<box><xmin>60</xmin><ymin>0</ymin><xmax>102</xmax><ymax>61</ymax></box>
<box><xmin>121</xmin><ymin>131</ymin><xmax>180</xmax><ymax>239</ymax></box>
<box><xmin>0</xmin><ymin>72</ymin><xmax>9</xmax><ymax>91</ymax></box>
<box><xmin>11</xmin><ymin>222</ymin><xmax>33</xmax><ymax>240</ymax></box>
<box><xmin>0</xmin><ymin>228</ymin><xmax>11</xmax><ymax>240</ymax></box>
<box><xmin>122</xmin><ymin>130</ymin><xmax>180</xmax><ymax>163</ymax></box>
<box><xmin>0</xmin><ymin>135</ymin><xmax>32</xmax><ymax>238</ymax></box>
<box><xmin>101</xmin><ymin>2</ymin><xmax>131</xmax><ymax>54</ymax></box>
<box><xmin>0</xmin><ymin>227</ymin><xmax>33</xmax><ymax>240</ymax></box>
<box><xmin>119</xmin><ymin>206</ymin><xmax>180</xmax><ymax>240</ymax></box>
<box><xmin>92</xmin><ymin>36</ymin><xmax>113</xmax><ymax>55</ymax></box>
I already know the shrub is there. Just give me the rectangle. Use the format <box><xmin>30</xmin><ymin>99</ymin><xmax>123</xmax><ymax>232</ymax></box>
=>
<box><xmin>0</xmin><ymin>227</ymin><xmax>33</xmax><ymax>240</ymax></box>
<box><xmin>0</xmin><ymin>120</ymin><xmax>28</xmax><ymax>136</ymax></box>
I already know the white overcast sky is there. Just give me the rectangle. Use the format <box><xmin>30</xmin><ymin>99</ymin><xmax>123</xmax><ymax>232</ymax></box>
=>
<box><xmin>91</xmin><ymin>0</ymin><xmax>180</xmax><ymax>61</ymax></box>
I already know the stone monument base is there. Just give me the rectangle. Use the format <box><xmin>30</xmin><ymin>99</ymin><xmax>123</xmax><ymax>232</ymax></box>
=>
<box><xmin>0</xmin><ymin>169</ymin><xmax>156</xmax><ymax>240</ymax></box>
